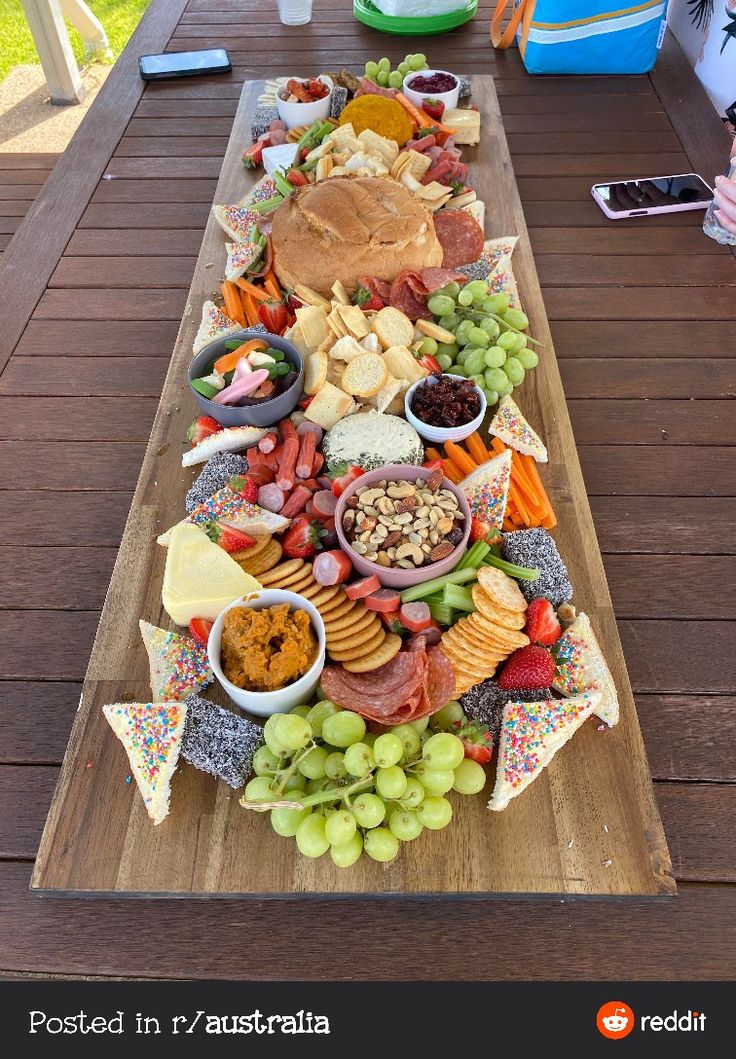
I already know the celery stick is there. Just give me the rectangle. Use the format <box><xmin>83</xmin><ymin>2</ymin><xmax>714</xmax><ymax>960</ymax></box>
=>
<box><xmin>443</xmin><ymin>584</ymin><xmax>475</xmax><ymax>611</ymax></box>
<box><xmin>272</xmin><ymin>170</ymin><xmax>293</xmax><ymax>198</ymax></box>
<box><xmin>481</xmin><ymin>553</ymin><xmax>539</xmax><ymax>581</ymax></box>
<box><xmin>456</xmin><ymin>540</ymin><xmax>490</xmax><ymax>571</ymax></box>
<box><xmin>251</xmin><ymin>193</ymin><xmax>284</xmax><ymax>216</ymax></box>
<box><xmin>429</xmin><ymin>603</ymin><xmax>454</xmax><ymax>626</ymax></box>
<box><xmin>401</xmin><ymin>566</ymin><xmax>477</xmax><ymax>604</ymax></box>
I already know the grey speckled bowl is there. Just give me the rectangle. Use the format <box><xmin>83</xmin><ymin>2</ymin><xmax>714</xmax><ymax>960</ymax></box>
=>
<box><xmin>334</xmin><ymin>464</ymin><xmax>472</xmax><ymax>590</ymax></box>
<box><xmin>188</xmin><ymin>329</ymin><xmax>303</xmax><ymax>428</ymax></box>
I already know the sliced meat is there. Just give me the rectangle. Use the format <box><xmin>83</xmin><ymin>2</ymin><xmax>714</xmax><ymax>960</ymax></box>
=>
<box><xmin>422</xmin><ymin>158</ymin><xmax>454</xmax><ymax>186</ymax></box>
<box><xmin>364</xmin><ymin>589</ymin><xmax>401</xmax><ymax>613</ymax></box>
<box><xmin>433</xmin><ymin>210</ymin><xmax>485</xmax><ymax>269</ymax></box>
<box><xmin>357</xmin><ymin>275</ymin><xmax>392</xmax><ymax>307</ymax></box>
<box><xmin>406</xmin><ymin>135</ymin><xmax>436</xmax><ymax>153</ymax></box>
<box><xmin>389</xmin><ymin>269</ymin><xmax>431</xmax><ymax>321</ymax></box>
<box><xmin>313</xmin><ymin>549</ymin><xmax>352</xmax><ymax>586</ymax></box>
<box><xmin>345</xmin><ymin>575</ymin><xmax>381</xmax><ymax>600</ymax></box>
<box><xmin>426</xmin><ymin>646</ymin><xmax>456</xmax><ymax>711</ymax></box>
<box><xmin>358</xmin><ymin>76</ymin><xmax>397</xmax><ymax>98</ymax></box>
<box><xmin>257</xmin><ymin>483</ymin><xmax>286</xmax><ymax>513</ymax></box>
<box><xmin>420</xmin><ymin>267</ymin><xmax>469</xmax><ymax>293</ymax></box>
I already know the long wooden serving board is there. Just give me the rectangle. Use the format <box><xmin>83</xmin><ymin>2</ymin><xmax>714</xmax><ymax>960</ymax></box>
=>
<box><xmin>32</xmin><ymin>78</ymin><xmax>675</xmax><ymax>898</ymax></box>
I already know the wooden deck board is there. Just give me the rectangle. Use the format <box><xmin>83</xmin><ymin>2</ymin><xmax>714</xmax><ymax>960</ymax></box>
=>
<box><xmin>0</xmin><ymin>0</ymin><xmax>733</xmax><ymax>974</ymax></box>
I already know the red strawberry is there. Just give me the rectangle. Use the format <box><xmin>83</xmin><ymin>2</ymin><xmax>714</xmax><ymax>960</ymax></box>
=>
<box><xmin>287</xmin><ymin>169</ymin><xmax>309</xmax><ymax>187</ymax></box>
<box><xmin>525</xmin><ymin>598</ymin><xmax>562</xmax><ymax>646</ymax></box>
<box><xmin>203</xmin><ymin>521</ymin><xmax>256</xmax><ymax>554</ymax></box>
<box><xmin>228</xmin><ymin>475</ymin><xmax>259</xmax><ymax>503</ymax></box>
<box><xmin>415</xmin><ymin>352</ymin><xmax>442</xmax><ymax>374</ymax></box>
<box><xmin>282</xmin><ymin>515</ymin><xmax>323</xmax><ymax>559</ymax></box>
<box><xmin>497</xmin><ymin>645</ymin><xmax>555</xmax><ymax>690</ymax></box>
<box><xmin>454</xmin><ymin>720</ymin><xmax>494</xmax><ymax>764</ymax></box>
<box><xmin>353</xmin><ymin>284</ymin><xmax>383</xmax><ymax>311</ymax></box>
<box><xmin>189</xmin><ymin>618</ymin><xmax>213</xmax><ymax>646</ymax></box>
<box><xmin>422</xmin><ymin>459</ymin><xmax>444</xmax><ymax>472</ymax></box>
<box><xmin>470</xmin><ymin>516</ymin><xmax>491</xmax><ymax>543</ymax></box>
<box><xmin>422</xmin><ymin>97</ymin><xmax>445</xmax><ymax>122</ymax></box>
<box><xmin>286</xmin><ymin>289</ymin><xmax>302</xmax><ymax>311</ymax></box>
<box><xmin>186</xmin><ymin>415</ymin><xmax>221</xmax><ymax>447</ymax></box>
<box><xmin>328</xmin><ymin>462</ymin><xmax>365</xmax><ymax>497</ymax></box>
<box><xmin>258</xmin><ymin>300</ymin><xmax>288</xmax><ymax>334</ymax></box>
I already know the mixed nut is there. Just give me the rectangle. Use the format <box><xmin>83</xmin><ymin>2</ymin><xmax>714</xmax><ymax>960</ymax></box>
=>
<box><xmin>342</xmin><ymin>470</ymin><xmax>465</xmax><ymax>570</ymax></box>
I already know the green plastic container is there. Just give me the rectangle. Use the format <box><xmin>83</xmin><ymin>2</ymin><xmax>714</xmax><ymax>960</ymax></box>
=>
<box><xmin>353</xmin><ymin>0</ymin><xmax>477</xmax><ymax>36</ymax></box>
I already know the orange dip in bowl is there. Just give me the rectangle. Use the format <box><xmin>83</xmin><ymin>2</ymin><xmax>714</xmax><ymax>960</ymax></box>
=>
<box><xmin>221</xmin><ymin>603</ymin><xmax>318</xmax><ymax>693</ymax></box>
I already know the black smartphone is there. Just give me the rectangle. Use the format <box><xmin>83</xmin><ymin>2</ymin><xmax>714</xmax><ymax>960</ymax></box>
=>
<box><xmin>591</xmin><ymin>173</ymin><xmax>713</xmax><ymax>219</ymax></box>
<box><xmin>138</xmin><ymin>48</ymin><xmax>231</xmax><ymax>81</ymax></box>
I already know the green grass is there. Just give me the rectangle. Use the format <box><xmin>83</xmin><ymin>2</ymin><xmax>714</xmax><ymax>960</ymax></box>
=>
<box><xmin>0</xmin><ymin>0</ymin><xmax>151</xmax><ymax>81</ymax></box>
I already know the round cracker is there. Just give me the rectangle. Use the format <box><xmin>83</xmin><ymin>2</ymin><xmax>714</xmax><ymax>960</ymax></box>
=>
<box><xmin>321</xmin><ymin>595</ymin><xmax>355</xmax><ymax>622</ymax></box>
<box><xmin>281</xmin><ymin>572</ymin><xmax>318</xmax><ymax>596</ymax></box>
<box><xmin>467</xmin><ymin>610</ymin><xmax>529</xmax><ymax>651</ymax></box>
<box><xmin>309</xmin><ymin>585</ymin><xmax>342</xmax><ymax>610</ymax></box>
<box><xmin>327</xmin><ymin>616</ymin><xmax>381</xmax><ymax>649</ymax></box>
<box><xmin>472</xmin><ymin>586</ymin><xmax>525</xmax><ymax>631</ymax></box>
<box><xmin>475</xmin><ymin>567</ymin><xmax>527</xmax><ymax>612</ymax></box>
<box><xmin>265</xmin><ymin>566</ymin><xmax>313</xmax><ymax>590</ymax></box>
<box><xmin>237</xmin><ymin>540</ymin><xmax>282</xmax><ymax>576</ymax></box>
<box><xmin>328</xmin><ymin>626</ymin><xmax>386</xmax><ymax>662</ymax></box>
<box><xmin>440</xmin><ymin>644</ymin><xmax>495</xmax><ymax>681</ymax></box>
<box><xmin>342</xmin><ymin>633</ymin><xmax>403</xmax><ymax>673</ymax></box>
<box><xmin>230</xmin><ymin>534</ymin><xmax>271</xmax><ymax>562</ymax></box>
<box><xmin>259</xmin><ymin>558</ymin><xmax>305</xmax><ymax>585</ymax></box>
<box><xmin>447</xmin><ymin>617</ymin><xmax>506</xmax><ymax>652</ymax></box>
<box><xmin>326</xmin><ymin>609</ymin><xmax>377</xmax><ymax>643</ymax></box>
<box><xmin>444</xmin><ymin>629</ymin><xmax>503</xmax><ymax>666</ymax></box>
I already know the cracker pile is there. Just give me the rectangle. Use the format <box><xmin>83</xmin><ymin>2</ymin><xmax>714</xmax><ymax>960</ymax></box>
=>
<box><xmin>232</xmin><ymin>535</ymin><xmax>282</xmax><ymax>577</ymax></box>
<box><xmin>441</xmin><ymin>566</ymin><xmax>530</xmax><ymax>698</ymax></box>
<box><xmin>241</xmin><ymin>553</ymin><xmax>401</xmax><ymax>672</ymax></box>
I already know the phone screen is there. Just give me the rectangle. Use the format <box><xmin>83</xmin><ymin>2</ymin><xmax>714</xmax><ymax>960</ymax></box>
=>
<box><xmin>594</xmin><ymin>174</ymin><xmax>712</xmax><ymax>213</ymax></box>
<box><xmin>139</xmin><ymin>49</ymin><xmax>230</xmax><ymax>78</ymax></box>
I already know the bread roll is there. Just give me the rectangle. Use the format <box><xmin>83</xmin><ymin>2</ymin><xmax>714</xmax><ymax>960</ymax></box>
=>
<box><xmin>271</xmin><ymin>175</ymin><xmax>443</xmax><ymax>296</ymax></box>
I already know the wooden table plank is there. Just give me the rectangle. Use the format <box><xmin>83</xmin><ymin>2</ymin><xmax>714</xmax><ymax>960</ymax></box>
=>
<box><xmin>15</xmin><ymin>320</ymin><xmax>179</xmax><ymax>356</ymax></box>
<box><xmin>90</xmin><ymin>178</ymin><xmax>218</xmax><ymax>203</ymax></box>
<box><xmin>0</xmin><ymin>683</ymin><xmax>79</xmax><ymax>764</ymax></box>
<box><xmin>579</xmin><ymin>446</ymin><xmax>736</xmax><ymax>495</ymax></box>
<box><xmin>32</xmin><ymin>289</ymin><xmax>187</xmax><ymax>321</ymax></box>
<box><xmin>0</xmin><ymin>767</ymin><xmax>59</xmax><ymax>858</ymax></box>
<box><xmin>0</xmin><ymin>442</ymin><xmax>145</xmax><ymax>491</ymax></box>
<box><xmin>66</xmin><ymin>230</ymin><xmax>204</xmax><ymax>257</ymax></box>
<box><xmin>0</xmin><ymin>397</ymin><xmax>158</xmax><ymax>440</ymax></box>
<box><xmin>657</xmin><ymin>784</ymin><xmax>736</xmax><ymax>882</ymax></box>
<box><xmin>639</xmin><ymin>696</ymin><xmax>736</xmax><ymax>782</ymax></box>
<box><xmin>618</xmin><ymin>620</ymin><xmax>736</xmax><ymax>693</ymax></box>
<box><xmin>590</xmin><ymin>497</ymin><xmax>736</xmax><ymax>554</ymax></box>
<box><xmin>2</xmin><ymin>492</ymin><xmax>132</xmax><ymax>546</ymax></box>
<box><xmin>537</xmin><ymin>254</ymin><xmax>736</xmax><ymax>286</ymax></box>
<box><xmin>606</xmin><ymin>556</ymin><xmax>736</xmax><ymax>618</ymax></box>
<box><xmin>546</xmin><ymin>286</ymin><xmax>736</xmax><ymax>319</ymax></box>
<box><xmin>50</xmin><ymin>256</ymin><xmax>197</xmax><ymax>289</ymax></box>
<box><xmin>560</xmin><ymin>359</ymin><xmax>736</xmax><ymax>398</ymax></box>
<box><xmin>570</xmin><ymin>400</ymin><xmax>735</xmax><ymax>445</ymax></box>
<box><xmin>0</xmin><ymin>548</ymin><xmax>117</xmax><ymax>611</ymax></box>
<box><xmin>552</xmin><ymin>320</ymin><xmax>736</xmax><ymax>357</ymax></box>
<box><xmin>531</xmin><ymin>226</ymin><xmax>729</xmax><ymax>254</ymax></box>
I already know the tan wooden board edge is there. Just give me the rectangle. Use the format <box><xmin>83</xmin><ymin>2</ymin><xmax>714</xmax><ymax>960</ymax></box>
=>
<box><xmin>32</xmin><ymin>77</ymin><xmax>675</xmax><ymax>898</ymax></box>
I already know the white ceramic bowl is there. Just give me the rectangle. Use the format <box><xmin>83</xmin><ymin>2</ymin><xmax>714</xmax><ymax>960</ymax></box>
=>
<box><xmin>276</xmin><ymin>76</ymin><xmax>333</xmax><ymax>130</ymax></box>
<box><xmin>404</xmin><ymin>373</ymin><xmax>487</xmax><ymax>444</ymax></box>
<box><xmin>207</xmin><ymin>589</ymin><xmax>326</xmax><ymax>717</ymax></box>
<box><xmin>402</xmin><ymin>69</ymin><xmax>460</xmax><ymax>113</ymax></box>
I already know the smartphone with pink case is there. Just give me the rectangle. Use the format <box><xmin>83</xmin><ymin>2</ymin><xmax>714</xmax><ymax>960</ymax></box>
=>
<box><xmin>591</xmin><ymin>173</ymin><xmax>712</xmax><ymax>219</ymax></box>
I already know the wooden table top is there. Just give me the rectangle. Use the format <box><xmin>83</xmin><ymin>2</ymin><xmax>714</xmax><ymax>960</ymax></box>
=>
<box><xmin>1</xmin><ymin>0</ymin><xmax>734</xmax><ymax>977</ymax></box>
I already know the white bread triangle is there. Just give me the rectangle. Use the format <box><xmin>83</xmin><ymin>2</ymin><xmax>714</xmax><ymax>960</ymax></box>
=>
<box><xmin>552</xmin><ymin>612</ymin><xmax>619</xmax><ymax>727</ymax></box>
<box><xmin>182</xmin><ymin>424</ymin><xmax>268</xmax><ymax>467</ymax></box>
<box><xmin>139</xmin><ymin>619</ymin><xmax>212</xmax><ymax>701</ymax></box>
<box><xmin>193</xmin><ymin>300</ymin><xmax>242</xmax><ymax>355</ymax></box>
<box><xmin>489</xmin><ymin>395</ymin><xmax>548</xmax><ymax>463</ymax></box>
<box><xmin>458</xmin><ymin>449</ymin><xmax>511</xmax><ymax>530</ymax></box>
<box><xmin>488</xmin><ymin>690</ymin><xmax>601</xmax><ymax>811</ymax></box>
<box><xmin>157</xmin><ymin>487</ymin><xmax>289</xmax><ymax>546</ymax></box>
<box><xmin>103</xmin><ymin>701</ymin><xmax>187</xmax><ymax>824</ymax></box>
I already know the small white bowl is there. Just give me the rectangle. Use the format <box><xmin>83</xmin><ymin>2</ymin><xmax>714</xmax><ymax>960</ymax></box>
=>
<box><xmin>207</xmin><ymin>589</ymin><xmax>326</xmax><ymax>718</ymax></box>
<box><xmin>405</xmin><ymin>373</ymin><xmax>487</xmax><ymax>444</ymax></box>
<box><xmin>276</xmin><ymin>76</ymin><xmax>333</xmax><ymax>130</ymax></box>
<box><xmin>402</xmin><ymin>69</ymin><xmax>460</xmax><ymax>113</ymax></box>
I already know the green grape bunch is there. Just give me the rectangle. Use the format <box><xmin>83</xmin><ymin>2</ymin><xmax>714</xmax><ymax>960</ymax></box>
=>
<box><xmin>240</xmin><ymin>699</ymin><xmax>486</xmax><ymax>867</ymax></box>
<box><xmin>364</xmin><ymin>53</ymin><xmax>428</xmax><ymax>90</ymax></box>
<box><xmin>424</xmin><ymin>278</ymin><xmax>540</xmax><ymax>409</ymax></box>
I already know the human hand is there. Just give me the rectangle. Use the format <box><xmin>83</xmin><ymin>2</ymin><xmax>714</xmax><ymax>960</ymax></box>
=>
<box><xmin>713</xmin><ymin>137</ymin><xmax>736</xmax><ymax>235</ymax></box>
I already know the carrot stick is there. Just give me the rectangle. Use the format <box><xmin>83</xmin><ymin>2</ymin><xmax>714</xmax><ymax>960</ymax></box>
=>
<box><xmin>465</xmin><ymin>431</ymin><xmax>491</xmax><ymax>465</ymax></box>
<box><xmin>242</xmin><ymin>291</ymin><xmax>259</xmax><ymax>327</ymax></box>
<box><xmin>221</xmin><ymin>281</ymin><xmax>245</xmax><ymax>326</ymax></box>
<box><xmin>519</xmin><ymin>453</ymin><xmax>557</xmax><ymax>528</ymax></box>
<box><xmin>213</xmin><ymin>338</ymin><xmax>268</xmax><ymax>375</ymax></box>
<box><xmin>396</xmin><ymin>92</ymin><xmax>456</xmax><ymax>135</ymax></box>
<box><xmin>425</xmin><ymin>446</ymin><xmax>443</xmax><ymax>462</ymax></box>
<box><xmin>264</xmin><ymin>270</ymin><xmax>282</xmax><ymax>300</ymax></box>
<box><xmin>235</xmin><ymin>277</ymin><xmax>271</xmax><ymax>302</ymax></box>
<box><xmin>490</xmin><ymin>437</ymin><xmax>507</xmax><ymax>457</ymax></box>
<box><xmin>508</xmin><ymin>478</ymin><xmax>532</xmax><ymax>526</ymax></box>
<box><xmin>444</xmin><ymin>441</ymin><xmax>476</xmax><ymax>477</ymax></box>
<box><xmin>442</xmin><ymin>459</ymin><xmax>462</xmax><ymax>484</ymax></box>
<box><xmin>510</xmin><ymin>453</ymin><xmax>540</xmax><ymax>506</ymax></box>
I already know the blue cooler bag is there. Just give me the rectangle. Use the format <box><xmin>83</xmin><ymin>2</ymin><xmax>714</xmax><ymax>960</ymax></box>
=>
<box><xmin>491</xmin><ymin>0</ymin><xmax>669</xmax><ymax>74</ymax></box>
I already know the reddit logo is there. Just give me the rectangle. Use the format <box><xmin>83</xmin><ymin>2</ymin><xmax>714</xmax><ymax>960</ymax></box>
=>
<box><xmin>597</xmin><ymin>1001</ymin><xmax>635</xmax><ymax>1039</ymax></box>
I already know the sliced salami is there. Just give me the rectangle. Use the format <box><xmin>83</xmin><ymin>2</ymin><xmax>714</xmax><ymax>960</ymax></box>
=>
<box><xmin>433</xmin><ymin>210</ymin><xmax>485</xmax><ymax>269</ymax></box>
<box><xmin>389</xmin><ymin>269</ymin><xmax>431</xmax><ymax>321</ymax></box>
<box><xmin>426</xmin><ymin>647</ymin><xmax>456</xmax><ymax>711</ymax></box>
<box><xmin>420</xmin><ymin>267</ymin><xmax>469</xmax><ymax>294</ymax></box>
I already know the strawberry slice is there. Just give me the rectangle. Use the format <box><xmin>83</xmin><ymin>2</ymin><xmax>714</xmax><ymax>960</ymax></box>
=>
<box><xmin>189</xmin><ymin>618</ymin><xmax>213</xmax><ymax>646</ymax></box>
<box><xmin>228</xmin><ymin>474</ymin><xmax>259</xmax><ymax>503</ymax></box>
<box><xmin>525</xmin><ymin>598</ymin><xmax>562</xmax><ymax>646</ymax></box>
<box><xmin>353</xmin><ymin>284</ymin><xmax>383</xmax><ymax>311</ymax></box>
<box><xmin>186</xmin><ymin>415</ymin><xmax>221</xmax><ymax>447</ymax></box>
<box><xmin>328</xmin><ymin>461</ymin><xmax>365</xmax><ymax>497</ymax></box>
<box><xmin>454</xmin><ymin>720</ymin><xmax>494</xmax><ymax>764</ymax></box>
<box><xmin>203</xmin><ymin>521</ymin><xmax>256</xmax><ymax>554</ymax></box>
<box><xmin>257</xmin><ymin>301</ymin><xmax>288</xmax><ymax>334</ymax></box>
<box><xmin>470</xmin><ymin>516</ymin><xmax>491</xmax><ymax>543</ymax></box>
<box><xmin>281</xmin><ymin>514</ymin><xmax>323</xmax><ymax>559</ymax></box>
<box><xmin>497</xmin><ymin>645</ymin><xmax>555</xmax><ymax>691</ymax></box>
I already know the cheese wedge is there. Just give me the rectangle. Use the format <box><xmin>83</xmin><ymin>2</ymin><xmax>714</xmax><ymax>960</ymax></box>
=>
<box><xmin>458</xmin><ymin>449</ymin><xmax>511</xmax><ymax>531</ymax></box>
<box><xmin>103</xmin><ymin>700</ymin><xmax>186</xmax><ymax>825</ymax></box>
<box><xmin>139</xmin><ymin>619</ymin><xmax>213</xmax><ymax>702</ymax></box>
<box><xmin>553</xmin><ymin>612</ymin><xmax>619</xmax><ymax>727</ymax></box>
<box><xmin>488</xmin><ymin>690</ymin><xmax>601</xmax><ymax>811</ymax></box>
<box><xmin>162</xmin><ymin>523</ymin><xmax>260</xmax><ymax>626</ymax></box>
<box><xmin>158</xmin><ymin>487</ymin><xmax>289</xmax><ymax>546</ymax></box>
<box><xmin>489</xmin><ymin>396</ymin><xmax>548</xmax><ymax>463</ymax></box>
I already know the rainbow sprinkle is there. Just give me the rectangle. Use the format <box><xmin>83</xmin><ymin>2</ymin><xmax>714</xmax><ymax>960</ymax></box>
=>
<box><xmin>500</xmin><ymin>692</ymin><xmax>598</xmax><ymax>789</ymax></box>
<box><xmin>185</xmin><ymin>486</ymin><xmax>259</xmax><ymax>529</ymax></box>
<box><xmin>244</xmin><ymin>175</ymin><xmax>279</xmax><ymax>206</ymax></box>
<box><xmin>139</xmin><ymin>620</ymin><xmax>213</xmax><ymax>702</ymax></box>
<box><xmin>193</xmin><ymin>300</ymin><xmax>241</xmax><ymax>355</ymax></box>
<box><xmin>225</xmin><ymin>240</ymin><xmax>261</xmax><ymax>282</ymax></box>
<box><xmin>212</xmin><ymin>204</ymin><xmax>259</xmax><ymax>242</ymax></box>
<box><xmin>103</xmin><ymin>701</ymin><xmax>186</xmax><ymax>824</ymax></box>
<box><xmin>460</xmin><ymin>449</ymin><xmax>511</xmax><ymax>529</ymax></box>
<box><xmin>490</xmin><ymin>396</ymin><xmax>548</xmax><ymax>463</ymax></box>
<box><xmin>553</xmin><ymin>613</ymin><xmax>619</xmax><ymax>727</ymax></box>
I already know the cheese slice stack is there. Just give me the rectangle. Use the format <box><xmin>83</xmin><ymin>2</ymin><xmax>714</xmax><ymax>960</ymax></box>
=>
<box><xmin>488</xmin><ymin>690</ymin><xmax>601</xmax><ymax>811</ymax></box>
<box><xmin>103</xmin><ymin>700</ymin><xmax>187</xmax><ymax>825</ymax></box>
<box><xmin>162</xmin><ymin>523</ymin><xmax>260</xmax><ymax>626</ymax></box>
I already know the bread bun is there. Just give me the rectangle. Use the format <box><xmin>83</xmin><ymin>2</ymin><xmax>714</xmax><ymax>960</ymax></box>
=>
<box><xmin>271</xmin><ymin>176</ymin><xmax>443</xmax><ymax>296</ymax></box>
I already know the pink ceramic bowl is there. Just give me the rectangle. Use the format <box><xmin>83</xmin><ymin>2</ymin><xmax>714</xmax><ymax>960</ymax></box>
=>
<box><xmin>334</xmin><ymin>464</ymin><xmax>472</xmax><ymax>590</ymax></box>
